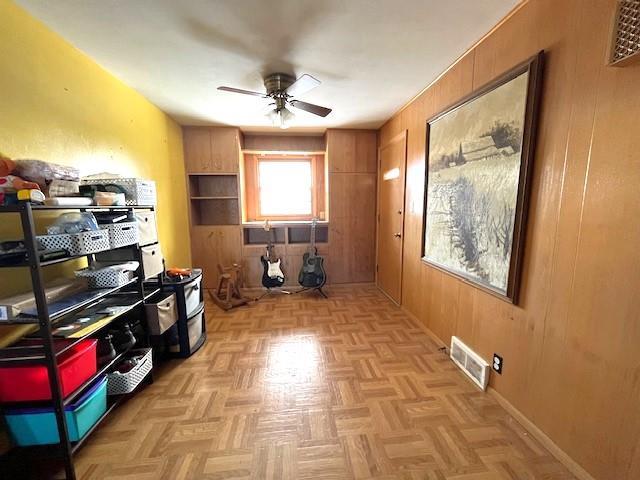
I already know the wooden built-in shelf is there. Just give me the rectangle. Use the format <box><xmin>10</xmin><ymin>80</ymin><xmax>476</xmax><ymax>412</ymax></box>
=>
<box><xmin>243</xmin><ymin>226</ymin><xmax>286</xmax><ymax>245</ymax></box>
<box><xmin>240</xmin><ymin>223</ymin><xmax>330</xmax><ymax>288</ymax></box>
<box><xmin>189</xmin><ymin>174</ymin><xmax>238</xmax><ymax>198</ymax></box>
<box><xmin>187</xmin><ymin>172</ymin><xmax>237</xmax><ymax>176</ymax></box>
<box><xmin>242</xmin><ymin>220</ymin><xmax>329</xmax><ymax>227</ymax></box>
<box><xmin>191</xmin><ymin>198</ymin><xmax>240</xmax><ymax>225</ymax></box>
<box><xmin>183</xmin><ymin>126</ymin><xmax>377</xmax><ymax>288</ymax></box>
<box><xmin>287</xmin><ymin>225</ymin><xmax>329</xmax><ymax>244</ymax></box>
<box><xmin>241</xmin><ymin>225</ymin><xmax>328</xmax><ymax>245</ymax></box>
<box><xmin>190</xmin><ymin>196</ymin><xmax>238</xmax><ymax>200</ymax></box>
<box><xmin>188</xmin><ymin>174</ymin><xmax>240</xmax><ymax>226</ymax></box>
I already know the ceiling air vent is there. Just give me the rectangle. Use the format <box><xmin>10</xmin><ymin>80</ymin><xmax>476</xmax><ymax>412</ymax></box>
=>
<box><xmin>449</xmin><ymin>336</ymin><xmax>490</xmax><ymax>390</ymax></box>
<box><xmin>608</xmin><ymin>1</ymin><xmax>640</xmax><ymax>66</ymax></box>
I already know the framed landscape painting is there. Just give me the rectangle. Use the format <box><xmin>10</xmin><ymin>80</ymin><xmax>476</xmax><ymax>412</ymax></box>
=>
<box><xmin>422</xmin><ymin>52</ymin><xmax>543</xmax><ymax>303</ymax></box>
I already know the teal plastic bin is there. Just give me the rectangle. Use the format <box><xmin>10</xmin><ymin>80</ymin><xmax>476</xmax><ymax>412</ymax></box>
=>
<box><xmin>4</xmin><ymin>376</ymin><xmax>107</xmax><ymax>446</ymax></box>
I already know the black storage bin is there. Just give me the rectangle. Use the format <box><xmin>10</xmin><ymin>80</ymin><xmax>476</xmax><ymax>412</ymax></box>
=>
<box><xmin>147</xmin><ymin>269</ymin><xmax>205</xmax><ymax>358</ymax></box>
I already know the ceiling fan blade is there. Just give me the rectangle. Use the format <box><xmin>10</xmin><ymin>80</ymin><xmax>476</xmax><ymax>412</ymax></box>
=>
<box><xmin>217</xmin><ymin>86</ymin><xmax>268</xmax><ymax>98</ymax></box>
<box><xmin>285</xmin><ymin>74</ymin><xmax>321</xmax><ymax>97</ymax></box>
<box><xmin>290</xmin><ymin>99</ymin><xmax>332</xmax><ymax>117</ymax></box>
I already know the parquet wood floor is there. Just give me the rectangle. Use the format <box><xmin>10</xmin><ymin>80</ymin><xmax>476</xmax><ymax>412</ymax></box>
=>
<box><xmin>73</xmin><ymin>285</ymin><xmax>576</xmax><ymax>479</ymax></box>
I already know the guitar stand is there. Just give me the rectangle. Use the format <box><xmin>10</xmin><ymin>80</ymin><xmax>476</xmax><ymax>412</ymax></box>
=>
<box><xmin>294</xmin><ymin>287</ymin><xmax>328</xmax><ymax>298</ymax></box>
<box><xmin>256</xmin><ymin>287</ymin><xmax>292</xmax><ymax>301</ymax></box>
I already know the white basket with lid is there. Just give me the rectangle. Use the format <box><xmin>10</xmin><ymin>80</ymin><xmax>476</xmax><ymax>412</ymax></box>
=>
<box><xmin>81</xmin><ymin>177</ymin><xmax>156</xmax><ymax>206</ymax></box>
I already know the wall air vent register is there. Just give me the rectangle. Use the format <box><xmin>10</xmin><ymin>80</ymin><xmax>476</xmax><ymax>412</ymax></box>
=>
<box><xmin>609</xmin><ymin>1</ymin><xmax>640</xmax><ymax>66</ymax></box>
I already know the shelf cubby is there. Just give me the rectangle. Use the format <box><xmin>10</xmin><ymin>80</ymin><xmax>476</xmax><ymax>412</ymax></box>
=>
<box><xmin>287</xmin><ymin>226</ymin><xmax>329</xmax><ymax>244</ymax></box>
<box><xmin>188</xmin><ymin>174</ymin><xmax>238</xmax><ymax>198</ymax></box>
<box><xmin>191</xmin><ymin>198</ymin><xmax>240</xmax><ymax>225</ymax></box>
<box><xmin>243</xmin><ymin>227</ymin><xmax>285</xmax><ymax>245</ymax></box>
<box><xmin>188</xmin><ymin>174</ymin><xmax>240</xmax><ymax>225</ymax></box>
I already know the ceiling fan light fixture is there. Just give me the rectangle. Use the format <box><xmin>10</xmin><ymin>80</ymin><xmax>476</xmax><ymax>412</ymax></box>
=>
<box><xmin>267</xmin><ymin>107</ymin><xmax>295</xmax><ymax>129</ymax></box>
<box><xmin>219</xmin><ymin>72</ymin><xmax>331</xmax><ymax>126</ymax></box>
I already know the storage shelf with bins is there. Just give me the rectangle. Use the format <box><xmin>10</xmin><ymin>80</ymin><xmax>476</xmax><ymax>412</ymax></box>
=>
<box><xmin>188</xmin><ymin>174</ymin><xmax>240</xmax><ymax>226</ymax></box>
<box><xmin>0</xmin><ymin>203</ymin><xmax>158</xmax><ymax>480</ymax></box>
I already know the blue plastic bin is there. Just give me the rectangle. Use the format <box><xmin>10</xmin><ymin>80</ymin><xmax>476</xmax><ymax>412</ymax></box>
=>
<box><xmin>4</xmin><ymin>376</ymin><xmax>107</xmax><ymax>446</ymax></box>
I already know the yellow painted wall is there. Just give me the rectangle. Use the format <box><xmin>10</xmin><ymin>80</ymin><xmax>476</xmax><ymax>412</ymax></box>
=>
<box><xmin>0</xmin><ymin>0</ymin><xmax>191</xmax><ymax>299</ymax></box>
<box><xmin>0</xmin><ymin>0</ymin><xmax>191</xmax><ymax>451</ymax></box>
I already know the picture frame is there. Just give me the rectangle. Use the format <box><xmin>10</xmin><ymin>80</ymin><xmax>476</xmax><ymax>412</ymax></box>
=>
<box><xmin>421</xmin><ymin>51</ymin><xmax>544</xmax><ymax>303</ymax></box>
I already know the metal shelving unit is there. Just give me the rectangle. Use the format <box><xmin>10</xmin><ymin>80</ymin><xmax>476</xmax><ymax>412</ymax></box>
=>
<box><xmin>0</xmin><ymin>202</ymin><xmax>158</xmax><ymax>479</ymax></box>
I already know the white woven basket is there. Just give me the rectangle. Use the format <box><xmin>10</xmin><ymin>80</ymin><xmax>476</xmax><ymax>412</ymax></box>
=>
<box><xmin>107</xmin><ymin>348</ymin><xmax>153</xmax><ymax>395</ymax></box>
<box><xmin>74</xmin><ymin>266</ymin><xmax>135</xmax><ymax>288</ymax></box>
<box><xmin>82</xmin><ymin>178</ymin><xmax>156</xmax><ymax>205</ymax></box>
<box><xmin>102</xmin><ymin>221</ymin><xmax>139</xmax><ymax>249</ymax></box>
<box><xmin>37</xmin><ymin>229</ymin><xmax>109</xmax><ymax>256</ymax></box>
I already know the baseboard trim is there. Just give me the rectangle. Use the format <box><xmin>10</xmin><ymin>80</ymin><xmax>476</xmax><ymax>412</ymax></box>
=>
<box><xmin>375</xmin><ymin>284</ymin><xmax>401</xmax><ymax>306</ymax></box>
<box><xmin>397</xmin><ymin>305</ymin><xmax>595</xmax><ymax>480</ymax></box>
<box><xmin>399</xmin><ymin>305</ymin><xmax>448</xmax><ymax>349</ymax></box>
<box><xmin>487</xmin><ymin>387</ymin><xmax>596</xmax><ymax>480</ymax></box>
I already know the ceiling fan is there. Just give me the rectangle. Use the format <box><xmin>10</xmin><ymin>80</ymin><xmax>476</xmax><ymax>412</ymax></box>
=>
<box><xmin>218</xmin><ymin>73</ymin><xmax>332</xmax><ymax>129</ymax></box>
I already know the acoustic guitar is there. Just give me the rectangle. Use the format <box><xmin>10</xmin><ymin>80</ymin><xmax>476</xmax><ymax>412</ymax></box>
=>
<box><xmin>298</xmin><ymin>218</ymin><xmax>327</xmax><ymax>288</ymax></box>
<box><xmin>260</xmin><ymin>220</ymin><xmax>285</xmax><ymax>288</ymax></box>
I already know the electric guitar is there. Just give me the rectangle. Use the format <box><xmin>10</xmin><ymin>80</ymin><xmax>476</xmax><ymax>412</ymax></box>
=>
<box><xmin>260</xmin><ymin>220</ymin><xmax>285</xmax><ymax>288</ymax></box>
<box><xmin>298</xmin><ymin>218</ymin><xmax>327</xmax><ymax>288</ymax></box>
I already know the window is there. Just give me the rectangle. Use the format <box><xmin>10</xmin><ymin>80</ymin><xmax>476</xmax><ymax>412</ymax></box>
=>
<box><xmin>258</xmin><ymin>159</ymin><xmax>312</xmax><ymax>216</ymax></box>
<box><xmin>243</xmin><ymin>154</ymin><xmax>326</xmax><ymax>221</ymax></box>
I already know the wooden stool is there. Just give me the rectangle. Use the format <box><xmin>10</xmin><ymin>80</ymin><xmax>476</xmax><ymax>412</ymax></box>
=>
<box><xmin>209</xmin><ymin>263</ymin><xmax>252</xmax><ymax>310</ymax></box>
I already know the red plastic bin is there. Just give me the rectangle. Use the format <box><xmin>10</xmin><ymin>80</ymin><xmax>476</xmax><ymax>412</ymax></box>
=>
<box><xmin>0</xmin><ymin>339</ymin><xmax>97</xmax><ymax>403</ymax></box>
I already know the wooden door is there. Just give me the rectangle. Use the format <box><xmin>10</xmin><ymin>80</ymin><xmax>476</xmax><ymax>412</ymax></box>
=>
<box><xmin>376</xmin><ymin>131</ymin><xmax>407</xmax><ymax>303</ymax></box>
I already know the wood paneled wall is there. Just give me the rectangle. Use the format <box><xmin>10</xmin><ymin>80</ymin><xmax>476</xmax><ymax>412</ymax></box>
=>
<box><xmin>184</xmin><ymin>127</ymin><xmax>377</xmax><ymax>287</ymax></box>
<box><xmin>326</xmin><ymin>129</ymin><xmax>377</xmax><ymax>283</ymax></box>
<box><xmin>183</xmin><ymin>126</ymin><xmax>241</xmax><ymax>173</ymax></box>
<box><xmin>243</xmin><ymin>134</ymin><xmax>325</xmax><ymax>152</ymax></box>
<box><xmin>377</xmin><ymin>1</ymin><xmax>640</xmax><ymax>479</ymax></box>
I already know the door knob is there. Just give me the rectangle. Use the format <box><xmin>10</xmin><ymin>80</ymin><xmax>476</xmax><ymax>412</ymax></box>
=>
<box><xmin>397</xmin><ymin>210</ymin><xmax>402</xmax><ymax>214</ymax></box>
<box><xmin>394</xmin><ymin>233</ymin><xmax>401</xmax><ymax>238</ymax></box>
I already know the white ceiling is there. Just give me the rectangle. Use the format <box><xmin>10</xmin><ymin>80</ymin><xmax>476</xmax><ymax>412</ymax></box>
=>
<box><xmin>17</xmin><ymin>0</ymin><xmax>518</xmax><ymax>133</ymax></box>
